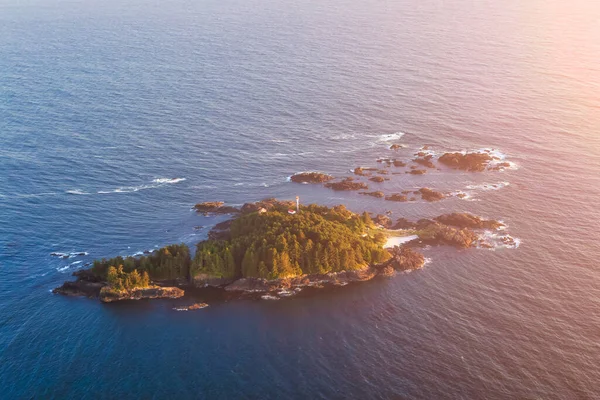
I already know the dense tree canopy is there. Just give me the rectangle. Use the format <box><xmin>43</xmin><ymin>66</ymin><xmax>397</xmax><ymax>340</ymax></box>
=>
<box><xmin>90</xmin><ymin>204</ymin><xmax>391</xmax><ymax>284</ymax></box>
<box><xmin>192</xmin><ymin>204</ymin><xmax>390</xmax><ymax>280</ymax></box>
<box><xmin>92</xmin><ymin>244</ymin><xmax>191</xmax><ymax>281</ymax></box>
<box><xmin>106</xmin><ymin>266</ymin><xmax>151</xmax><ymax>291</ymax></box>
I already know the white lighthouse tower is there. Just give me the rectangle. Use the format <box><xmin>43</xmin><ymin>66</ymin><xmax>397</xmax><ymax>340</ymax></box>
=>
<box><xmin>296</xmin><ymin>196</ymin><xmax>300</xmax><ymax>213</ymax></box>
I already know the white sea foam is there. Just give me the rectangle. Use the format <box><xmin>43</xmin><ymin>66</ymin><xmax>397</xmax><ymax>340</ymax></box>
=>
<box><xmin>66</xmin><ymin>189</ymin><xmax>90</xmax><ymax>195</ymax></box>
<box><xmin>478</xmin><ymin>231</ymin><xmax>521</xmax><ymax>250</ymax></box>
<box><xmin>414</xmin><ymin>147</ymin><xmax>439</xmax><ymax>158</ymax></box>
<box><xmin>50</xmin><ymin>252</ymin><xmax>69</xmax><ymax>258</ymax></box>
<box><xmin>378</xmin><ymin>132</ymin><xmax>405</xmax><ymax>142</ymax></box>
<box><xmin>277</xmin><ymin>289</ymin><xmax>295</xmax><ymax>297</ymax></box>
<box><xmin>261</xmin><ymin>294</ymin><xmax>280</xmax><ymax>300</ymax></box>
<box><xmin>50</xmin><ymin>251</ymin><xmax>88</xmax><ymax>259</ymax></box>
<box><xmin>152</xmin><ymin>177</ymin><xmax>186</xmax><ymax>184</ymax></box>
<box><xmin>189</xmin><ymin>185</ymin><xmax>218</xmax><ymax>190</ymax></box>
<box><xmin>455</xmin><ymin>181</ymin><xmax>510</xmax><ymax>201</ymax></box>
<box><xmin>332</xmin><ymin>133</ymin><xmax>356</xmax><ymax>140</ymax></box>
<box><xmin>450</xmin><ymin>190</ymin><xmax>471</xmax><ymax>200</ymax></box>
<box><xmin>466</xmin><ymin>181</ymin><xmax>510</xmax><ymax>191</ymax></box>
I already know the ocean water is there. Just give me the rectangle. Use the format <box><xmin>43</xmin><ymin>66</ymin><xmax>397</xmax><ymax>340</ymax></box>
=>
<box><xmin>1</xmin><ymin>0</ymin><xmax>600</xmax><ymax>398</ymax></box>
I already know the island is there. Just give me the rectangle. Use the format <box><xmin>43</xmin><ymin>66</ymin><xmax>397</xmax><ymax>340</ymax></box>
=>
<box><xmin>54</xmin><ymin>197</ymin><xmax>511</xmax><ymax>303</ymax></box>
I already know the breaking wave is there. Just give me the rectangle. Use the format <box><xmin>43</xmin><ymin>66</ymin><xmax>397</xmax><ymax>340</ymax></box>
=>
<box><xmin>466</xmin><ymin>181</ymin><xmax>510</xmax><ymax>191</ymax></box>
<box><xmin>50</xmin><ymin>251</ymin><xmax>89</xmax><ymax>259</ymax></box>
<box><xmin>478</xmin><ymin>231</ymin><xmax>521</xmax><ymax>250</ymax></box>
<box><xmin>378</xmin><ymin>132</ymin><xmax>406</xmax><ymax>142</ymax></box>
<box><xmin>98</xmin><ymin>177</ymin><xmax>186</xmax><ymax>194</ymax></box>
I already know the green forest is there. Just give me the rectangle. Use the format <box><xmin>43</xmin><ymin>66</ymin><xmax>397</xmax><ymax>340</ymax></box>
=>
<box><xmin>91</xmin><ymin>243</ymin><xmax>191</xmax><ymax>281</ymax></box>
<box><xmin>192</xmin><ymin>204</ymin><xmax>390</xmax><ymax>280</ymax></box>
<box><xmin>91</xmin><ymin>204</ymin><xmax>390</xmax><ymax>284</ymax></box>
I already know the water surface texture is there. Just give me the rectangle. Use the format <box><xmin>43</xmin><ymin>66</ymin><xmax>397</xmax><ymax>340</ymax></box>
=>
<box><xmin>1</xmin><ymin>0</ymin><xmax>600</xmax><ymax>398</ymax></box>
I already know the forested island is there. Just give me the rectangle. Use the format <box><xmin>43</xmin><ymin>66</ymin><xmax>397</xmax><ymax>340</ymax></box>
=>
<box><xmin>54</xmin><ymin>199</ymin><xmax>509</xmax><ymax>303</ymax></box>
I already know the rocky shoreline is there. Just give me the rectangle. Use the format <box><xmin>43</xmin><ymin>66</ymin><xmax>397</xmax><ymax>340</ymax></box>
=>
<box><xmin>53</xmin><ymin>245</ymin><xmax>425</xmax><ymax>302</ymax></box>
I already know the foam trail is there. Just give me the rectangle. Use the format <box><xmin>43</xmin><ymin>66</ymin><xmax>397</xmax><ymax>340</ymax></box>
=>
<box><xmin>98</xmin><ymin>177</ymin><xmax>186</xmax><ymax>194</ymax></box>
<box><xmin>152</xmin><ymin>178</ymin><xmax>186</xmax><ymax>184</ymax></box>
<box><xmin>66</xmin><ymin>189</ymin><xmax>90</xmax><ymax>195</ymax></box>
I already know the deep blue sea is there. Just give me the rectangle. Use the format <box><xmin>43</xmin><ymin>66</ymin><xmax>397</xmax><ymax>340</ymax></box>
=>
<box><xmin>2</xmin><ymin>0</ymin><xmax>600</xmax><ymax>398</ymax></box>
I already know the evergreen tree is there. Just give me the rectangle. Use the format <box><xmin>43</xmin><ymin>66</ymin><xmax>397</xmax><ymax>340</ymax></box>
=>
<box><xmin>129</xmin><ymin>269</ymin><xmax>141</xmax><ymax>287</ymax></box>
<box><xmin>107</xmin><ymin>266</ymin><xmax>118</xmax><ymax>285</ymax></box>
<box><xmin>278</xmin><ymin>251</ymin><xmax>294</xmax><ymax>278</ymax></box>
<box><xmin>362</xmin><ymin>211</ymin><xmax>373</xmax><ymax>226</ymax></box>
<box><xmin>268</xmin><ymin>248</ymin><xmax>279</xmax><ymax>278</ymax></box>
<box><xmin>141</xmin><ymin>271</ymin><xmax>150</xmax><ymax>287</ymax></box>
<box><xmin>258</xmin><ymin>261</ymin><xmax>268</xmax><ymax>278</ymax></box>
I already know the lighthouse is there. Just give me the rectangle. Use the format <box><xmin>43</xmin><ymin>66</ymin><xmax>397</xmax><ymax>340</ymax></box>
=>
<box><xmin>296</xmin><ymin>196</ymin><xmax>300</xmax><ymax>213</ymax></box>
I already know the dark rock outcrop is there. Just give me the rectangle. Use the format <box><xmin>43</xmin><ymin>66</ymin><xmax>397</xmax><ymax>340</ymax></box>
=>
<box><xmin>417</xmin><ymin>222</ymin><xmax>478</xmax><ymax>248</ymax></box>
<box><xmin>224</xmin><ymin>266</ymin><xmax>378</xmax><ymax>293</ymax></box>
<box><xmin>385</xmin><ymin>194</ymin><xmax>408</xmax><ymax>202</ymax></box>
<box><xmin>415</xmin><ymin>218</ymin><xmax>436</xmax><ymax>229</ymax></box>
<box><xmin>418</xmin><ymin>188</ymin><xmax>445</xmax><ymax>201</ymax></box>
<box><xmin>413</xmin><ymin>157</ymin><xmax>436</xmax><ymax>169</ymax></box>
<box><xmin>194</xmin><ymin>202</ymin><xmax>239</xmax><ymax>214</ymax></box>
<box><xmin>434</xmin><ymin>213</ymin><xmax>504</xmax><ymax>230</ymax></box>
<box><xmin>290</xmin><ymin>172</ymin><xmax>334</xmax><ymax>184</ymax></box>
<box><xmin>359</xmin><ymin>191</ymin><xmax>385</xmax><ymax>198</ymax></box>
<box><xmin>390</xmin><ymin>144</ymin><xmax>405</xmax><ymax>151</ymax></box>
<box><xmin>391</xmin><ymin>218</ymin><xmax>416</xmax><ymax>230</ymax></box>
<box><xmin>438</xmin><ymin>152</ymin><xmax>493</xmax><ymax>172</ymax></box>
<box><xmin>99</xmin><ymin>286</ymin><xmax>184</xmax><ymax>303</ymax></box>
<box><xmin>489</xmin><ymin>162</ymin><xmax>511</xmax><ymax>171</ymax></box>
<box><xmin>52</xmin><ymin>270</ymin><xmax>106</xmax><ymax>297</ymax></box>
<box><xmin>372</xmin><ymin>214</ymin><xmax>392</xmax><ymax>228</ymax></box>
<box><xmin>380</xmin><ymin>246</ymin><xmax>425</xmax><ymax>271</ymax></box>
<box><xmin>192</xmin><ymin>273</ymin><xmax>236</xmax><ymax>288</ymax></box>
<box><xmin>377</xmin><ymin>265</ymin><xmax>396</xmax><ymax>277</ymax></box>
<box><xmin>325</xmin><ymin>178</ymin><xmax>368</xmax><ymax>191</ymax></box>
<box><xmin>369</xmin><ymin>176</ymin><xmax>386</xmax><ymax>183</ymax></box>
<box><xmin>393</xmin><ymin>160</ymin><xmax>407</xmax><ymax>167</ymax></box>
<box><xmin>207</xmin><ymin>218</ymin><xmax>235</xmax><ymax>241</ymax></box>
<box><xmin>53</xmin><ymin>280</ymin><xmax>105</xmax><ymax>298</ymax></box>
<box><xmin>407</xmin><ymin>169</ymin><xmax>427</xmax><ymax>175</ymax></box>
